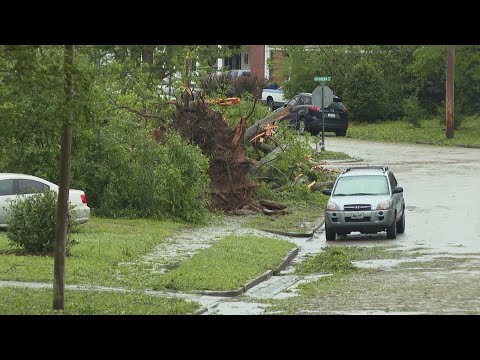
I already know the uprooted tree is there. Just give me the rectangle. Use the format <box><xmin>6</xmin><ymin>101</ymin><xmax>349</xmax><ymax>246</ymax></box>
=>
<box><xmin>153</xmin><ymin>101</ymin><xmax>257</xmax><ymax>211</ymax></box>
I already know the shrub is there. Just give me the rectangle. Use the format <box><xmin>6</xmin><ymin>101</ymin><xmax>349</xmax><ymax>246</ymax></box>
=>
<box><xmin>6</xmin><ymin>191</ymin><xmax>78</xmax><ymax>254</ymax></box>
<box><xmin>155</xmin><ymin>132</ymin><xmax>210</xmax><ymax>223</ymax></box>
<box><xmin>199</xmin><ymin>72</ymin><xmax>231</xmax><ymax>96</ymax></box>
<box><xmin>74</xmin><ymin>118</ymin><xmax>210</xmax><ymax>223</ymax></box>
<box><xmin>402</xmin><ymin>96</ymin><xmax>426</xmax><ymax>128</ymax></box>
<box><xmin>230</xmin><ymin>76</ymin><xmax>266</xmax><ymax>99</ymax></box>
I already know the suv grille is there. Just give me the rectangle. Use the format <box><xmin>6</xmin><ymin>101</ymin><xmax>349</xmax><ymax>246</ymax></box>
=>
<box><xmin>345</xmin><ymin>217</ymin><xmax>371</xmax><ymax>223</ymax></box>
<box><xmin>344</xmin><ymin>204</ymin><xmax>371</xmax><ymax>211</ymax></box>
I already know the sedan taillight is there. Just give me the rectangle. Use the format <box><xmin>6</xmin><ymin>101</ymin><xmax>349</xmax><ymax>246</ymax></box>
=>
<box><xmin>308</xmin><ymin>106</ymin><xmax>320</xmax><ymax>111</ymax></box>
<box><xmin>80</xmin><ymin>194</ymin><xmax>87</xmax><ymax>204</ymax></box>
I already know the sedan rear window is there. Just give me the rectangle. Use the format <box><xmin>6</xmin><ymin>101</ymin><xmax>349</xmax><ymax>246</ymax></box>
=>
<box><xmin>333</xmin><ymin>175</ymin><xmax>389</xmax><ymax>196</ymax></box>
<box><xmin>0</xmin><ymin>179</ymin><xmax>14</xmax><ymax>196</ymax></box>
<box><xmin>17</xmin><ymin>179</ymin><xmax>49</xmax><ymax>194</ymax></box>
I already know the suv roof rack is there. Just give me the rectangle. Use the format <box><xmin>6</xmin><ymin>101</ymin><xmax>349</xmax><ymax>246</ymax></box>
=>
<box><xmin>343</xmin><ymin>166</ymin><xmax>389</xmax><ymax>173</ymax></box>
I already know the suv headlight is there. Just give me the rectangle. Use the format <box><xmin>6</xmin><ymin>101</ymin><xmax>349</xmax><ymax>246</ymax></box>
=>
<box><xmin>326</xmin><ymin>201</ymin><xmax>339</xmax><ymax>211</ymax></box>
<box><xmin>376</xmin><ymin>200</ymin><xmax>391</xmax><ymax>210</ymax></box>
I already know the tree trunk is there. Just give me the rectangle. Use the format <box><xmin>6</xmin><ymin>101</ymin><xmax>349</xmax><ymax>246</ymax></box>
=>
<box><xmin>243</xmin><ymin>107</ymin><xmax>290</xmax><ymax>144</ymax></box>
<box><xmin>53</xmin><ymin>45</ymin><xmax>74</xmax><ymax>310</ymax></box>
<box><xmin>141</xmin><ymin>45</ymin><xmax>154</xmax><ymax>65</ymax></box>
<box><xmin>446</xmin><ymin>45</ymin><xmax>455</xmax><ymax>139</ymax></box>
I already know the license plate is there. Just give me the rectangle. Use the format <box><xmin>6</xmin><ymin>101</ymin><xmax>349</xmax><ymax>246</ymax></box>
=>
<box><xmin>351</xmin><ymin>212</ymin><xmax>363</xmax><ymax>219</ymax></box>
<box><xmin>327</xmin><ymin>113</ymin><xmax>336</xmax><ymax>118</ymax></box>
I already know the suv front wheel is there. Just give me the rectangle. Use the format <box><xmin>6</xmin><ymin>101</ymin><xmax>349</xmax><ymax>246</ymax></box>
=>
<box><xmin>325</xmin><ymin>226</ymin><xmax>336</xmax><ymax>241</ymax></box>
<box><xmin>386</xmin><ymin>216</ymin><xmax>397</xmax><ymax>239</ymax></box>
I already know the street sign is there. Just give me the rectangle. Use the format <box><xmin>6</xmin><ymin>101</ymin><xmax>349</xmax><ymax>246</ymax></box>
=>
<box><xmin>314</xmin><ymin>76</ymin><xmax>331</xmax><ymax>82</ymax></box>
<box><xmin>312</xmin><ymin>85</ymin><xmax>334</xmax><ymax>152</ymax></box>
<box><xmin>312</xmin><ymin>85</ymin><xmax>333</xmax><ymax>108</ymax></box>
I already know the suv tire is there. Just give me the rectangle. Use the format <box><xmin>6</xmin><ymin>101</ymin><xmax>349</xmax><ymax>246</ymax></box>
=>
<box><xmin>325</xmin><ymin>226</ymin><xmax>336</xmax><ymax>241</ymax></box>
<box><xmin>335</xmin><ymin>131</ymin><xmax>346</xmax><ymax>137</ymax></box>
<box><xmin>396</xmin><ymin>210</ymin><xmax>405</xmax><ymax>233</ymax></box>
<box><xmin>386</xmin><ymin>217</ymin><xmax>397</xmax><ymax>239</ymax></box>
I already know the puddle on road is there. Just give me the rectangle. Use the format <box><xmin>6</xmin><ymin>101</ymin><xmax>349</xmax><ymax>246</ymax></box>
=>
<box><xmin>352</xmin><ymin>256</ymin><xmax>436</xmax><ymax>270</ymax></box>
<box><xmin>298</xmin><ymin>309</ymin><xmax>428</xmax><ymax>315</ymax></box>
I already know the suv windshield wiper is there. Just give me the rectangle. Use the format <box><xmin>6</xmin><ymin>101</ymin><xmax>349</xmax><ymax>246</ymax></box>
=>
<box><xmin>334</xmin><ymin>193</ymin><xmax>372</xmax><ymax>196</ymax></box>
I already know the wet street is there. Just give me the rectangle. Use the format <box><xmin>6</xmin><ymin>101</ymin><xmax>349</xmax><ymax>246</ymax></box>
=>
<box><xmin>323</xmin><ymin>137</ymin><xmax>480</xmax><ymax>254</ymax></box>
<box><xmin>205</xmin><ymin>138</ymin><xmax>480</xmax><ymax>314</ymax></box>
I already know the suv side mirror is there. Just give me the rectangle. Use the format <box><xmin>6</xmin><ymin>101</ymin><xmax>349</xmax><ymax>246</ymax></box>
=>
<box><xmin>392</xmin><ymin>186</ymin><xmax>403</xmax><ymax>194</ymax></box>
<box><xmin>322</xmin><ymin>189</ymin><xmax>332</xmax><ymax>195</ymax></box>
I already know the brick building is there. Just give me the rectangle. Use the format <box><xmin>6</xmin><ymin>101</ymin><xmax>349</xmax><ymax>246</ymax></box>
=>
<box><xmin>218</xmin><ymin>45</ymin><xmax>288</xmax><ymax>84</ymax></box>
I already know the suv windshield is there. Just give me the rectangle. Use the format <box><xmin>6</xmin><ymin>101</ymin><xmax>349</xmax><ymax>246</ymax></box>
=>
<box><xmin>333</xmin><ymin>175</ymin><xmax>389</xmax><ymax>196</ymax></box>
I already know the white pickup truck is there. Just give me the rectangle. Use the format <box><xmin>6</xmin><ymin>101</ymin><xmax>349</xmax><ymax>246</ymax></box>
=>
<box><xmin>261</xmin><ymin>88</ymin><xmax>285</xmax><ymax>111</ymax></box>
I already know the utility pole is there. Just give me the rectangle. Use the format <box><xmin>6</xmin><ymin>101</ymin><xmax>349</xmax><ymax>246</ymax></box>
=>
<box><xmin>53</xmin><ymin>45</ymin><xmax>74</xmax><ymax>310</ymax></box>
<box><xmin>446</xmin><ymin>45</ymin><xmax>455</xmax><ymax>139</ymax></box>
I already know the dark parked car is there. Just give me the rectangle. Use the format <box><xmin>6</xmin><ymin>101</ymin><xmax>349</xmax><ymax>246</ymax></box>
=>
<box><xmin>275</xmin><ymin>93</ymin><xmax>349</xmax><ymax>136</ymax></box>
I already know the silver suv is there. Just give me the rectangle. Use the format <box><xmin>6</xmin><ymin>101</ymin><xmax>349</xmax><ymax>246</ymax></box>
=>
<box><xmin>322</xmin><ymin>166</ymin><xmax>405</xmax><ymax>241</ymax></box>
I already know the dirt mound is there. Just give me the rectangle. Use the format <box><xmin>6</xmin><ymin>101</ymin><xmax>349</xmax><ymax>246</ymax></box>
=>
<box><xmin>153</xmin><ymin>102</ymin><xmax>257</xmax><ymax>211</ymax></box>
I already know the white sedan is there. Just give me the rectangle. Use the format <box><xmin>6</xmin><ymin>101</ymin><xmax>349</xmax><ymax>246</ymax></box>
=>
<box><xmin>0</xmin><ymin>173</ymin><xmax>90</xmax><ymax>228</ymax></box>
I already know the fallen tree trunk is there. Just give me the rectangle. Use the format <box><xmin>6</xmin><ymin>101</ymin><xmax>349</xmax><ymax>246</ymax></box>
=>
<box><xmin>259</xmin><ymin>199</ymin><xmax>287</xmax><ymax>210</ymax></box>
<box><xmin>243</xmin><ymin>107</ymin><xmax>291</xmax><ymax>145</ymax></box>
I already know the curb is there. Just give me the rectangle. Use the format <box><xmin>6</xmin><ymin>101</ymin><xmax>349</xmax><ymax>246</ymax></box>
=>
<box><xmin>343</xmin><ymin>137</ymin><xmax>480</xmax><ymax>149</ymax></box>
<box><xmin>196</xmin><ymin>288</ymin><xmax>244</xmax><ymax>297</ymax></box>
<box><xmin>260</xmin><ymin>217</ymin><xmax>325</xmax><ymax>238</ymax></box>
<box><xmin>273</xmin><ymin>247</ymin><xmax>299</xmax><ymax>275</ymax></box>
<box><xmin>413</xmin><ymin>141</ymin><xmax>480</xmax><ymax>149</ymax></box>
<box><xmin>193</xmin><ymin>246</ymin><xmax>300</xmax><ymax>298</ymax></box>
<box><xmin>311</xmin><ymin>219</ymin><xmax>325</xmax><ymax>233</ymax></box>
<box><xmin>245</xmin><ymin>270</ymin><xmax>274</xmax><ymax>291</ymax></box>
<box><xmin>193</xmin><ymin>306</ymin><xmax>209</xmax><ymax>315</ymax></box>
<box><xmin>260</xmin><ymin>229</ymin><xmax>312</xmax><ymax>237</ymax></box>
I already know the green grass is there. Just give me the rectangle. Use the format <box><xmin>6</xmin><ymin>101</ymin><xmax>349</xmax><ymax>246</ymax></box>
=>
<box><xmin>150</xmin><ymin>235</ymin><xmax>296</xmax><ymax>291</ymax></box>
<box><xmin>246</xmin><ymin>172</ymin><xmax>337</xmax><ymax>233</ymax></box>
<box><xmin>0</xmin><ymin>216</ymin><xmax>187</xmax><ymax>288</ymax></box>
<box><xmin>243</xmin><ymin>202</ymin><xmax>324</xmax><ymax>233</ymax></box>
<box><xmin>295</xmin><ymin>246</ymin><xmax>410</xmax><ymax>275</ymax></box>
<box><xmin>316</xmin><ymin>149</ymin><xmax>356</xmax><ymax>161</ymax></box>
<box><xmin>0</xmin><ymin>287</ymin><xmax>200</xmax><ymax>315</ymax></box>
<box><xmin>347</xmin><ymin>116</ymin><xmax>480</xmax><ymax>147</ymax></box>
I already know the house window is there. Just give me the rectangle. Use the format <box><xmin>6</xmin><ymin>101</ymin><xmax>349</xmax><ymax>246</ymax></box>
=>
<box><xmin>244</xmin><ymin>54</ymin><xmax>249</xmax><ymax>65</ymax></box>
